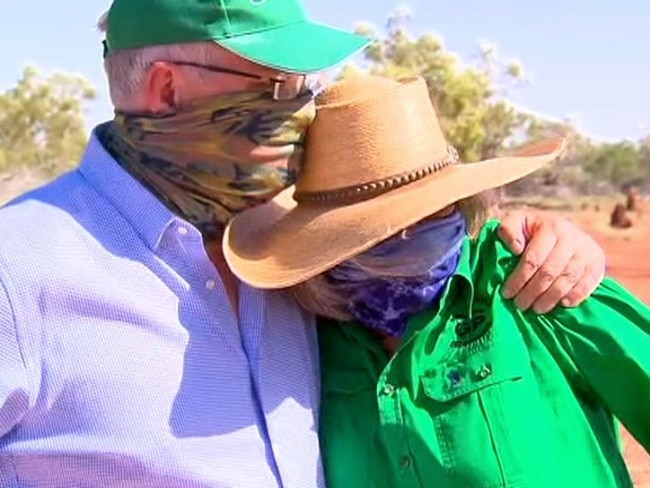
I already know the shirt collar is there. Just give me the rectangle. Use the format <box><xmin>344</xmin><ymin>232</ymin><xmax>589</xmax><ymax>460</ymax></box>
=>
<box><xmin>78</xmin><ymin>123</ymin><xmax>180</xmax><ymax>251</ymax></box>
<box><xmin>438</xmin><ymin>236</ymin><xmax>476</xmax><ymax>314</ymax></box>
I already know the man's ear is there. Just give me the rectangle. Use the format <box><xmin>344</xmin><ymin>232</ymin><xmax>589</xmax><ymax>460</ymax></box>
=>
<box><xmin>142</xmin><ymin>62</ymin><xmax>178</xmax><ymax>113</ymax></box>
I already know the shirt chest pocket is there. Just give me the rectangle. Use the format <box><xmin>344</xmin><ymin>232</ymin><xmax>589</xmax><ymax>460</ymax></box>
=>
<box><xmin>419</xmin><ymin>322</ymin><xmax>540</xmax><ymax>488</ymax></box>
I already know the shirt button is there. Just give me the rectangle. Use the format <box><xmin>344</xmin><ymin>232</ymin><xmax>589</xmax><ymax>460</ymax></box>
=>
<box><xmin>177</xmin><ymin>226</ymin><xmax>188</xmax><ymax>236</ymax></box>
<box><xmin>447</xmin><ymin>370</ymin><xmax>463</xmax><ymax>387</ymax></box>
<box><xmin>382</xmin><ymin>384</ymin><xmax>395</xmax><ymax>396</ymax></box>
<box><xmin>399</xmin><ymin>456</ymin><xmax>411</xmax><ymax>468</ymax></box>
<box><xmin>205</xmin><ymin>279</ymin><xmax>216</xmax><ymax>290</ymax></box>
<box><xmin>476</xmin><ymin>364</ymin><xmax>492</xmax><ymax>380</ymax></box>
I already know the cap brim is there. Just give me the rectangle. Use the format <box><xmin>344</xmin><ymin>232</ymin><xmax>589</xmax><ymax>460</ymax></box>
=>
<box><xmin>223</xmin><ymin>137</ymin><xmax>566</xmax><ymax>289</ymax></box>
<box><xmin>217</xmin><ymin>21</ymin><xmax>370</xmax><ymax>73</ymax></box>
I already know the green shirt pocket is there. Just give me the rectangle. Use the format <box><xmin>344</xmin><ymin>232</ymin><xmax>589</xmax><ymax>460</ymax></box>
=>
<box><xmin>417</xmin><ymin>323</ymin><xmax>541</xmax><ymax>488</ymax></box>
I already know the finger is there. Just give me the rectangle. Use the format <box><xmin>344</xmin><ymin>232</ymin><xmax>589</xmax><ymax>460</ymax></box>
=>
<box><xmin>514</xmin><ymin>237</ymin><xmax>576</xmax><ymax>312</ymax></box>
<box><xmin>497</xmin><ymin>211</ymin><xmax>528</xmax><ymax>256</ymax></box>
<box><xmin>502</xmin><ymin>225</ymin><xmax>557</xmax><ymax>300</ymax></box>
<box><xmin>561</xmin><ymin>256</ymin><xmax>606</xmax><ymax>307</ymax></box>
<box><xmin>514</xmin><ymin>236</ymin><xmax>576</xmax><ymax>311</ymax></box>
<box><xmin>529</xmin><ymin>251</ymin><xmax>586</xmax><ymax>313</ymax></box>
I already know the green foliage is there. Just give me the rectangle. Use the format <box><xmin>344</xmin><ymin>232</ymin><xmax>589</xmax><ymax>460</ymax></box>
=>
<box><xmin>585</xmin><ymin>141</ymin><xmax>642</xmax><ymax>187</ymax></box>
<box><xmin>638</xmin><ymin>135</ymin><xmax>650</xmax><ymax>176</ymax></box>
<box><xmin>0</xmin><ymin>66</ymin><xmax>96</xmax><ymax>177</ymax></box>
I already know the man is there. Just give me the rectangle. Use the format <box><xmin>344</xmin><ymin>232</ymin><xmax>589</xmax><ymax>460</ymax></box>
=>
<box><xmin>0</xmin><ymin>1</ymin><xmax>605</xmax><ymax>487</ymax></box>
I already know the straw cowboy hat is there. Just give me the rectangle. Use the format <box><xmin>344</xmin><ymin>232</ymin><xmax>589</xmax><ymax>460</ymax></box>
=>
<box><xmin>223</xmin><ymin>75</ymin><xmax>566</xmax><ymax>289</ymax></box>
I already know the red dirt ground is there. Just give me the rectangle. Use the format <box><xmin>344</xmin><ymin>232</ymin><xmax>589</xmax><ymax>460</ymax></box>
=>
<box><xmin>535</xmin><ymin>208</ymin><xmax>650</xmax><ymax>486</ymax></box>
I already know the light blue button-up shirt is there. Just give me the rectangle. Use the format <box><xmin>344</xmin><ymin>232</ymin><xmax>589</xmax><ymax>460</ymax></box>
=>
<box><xmin>0</xmin><ymin>125</ymin><xmax>323</xmax><ymax>487</ymax></box>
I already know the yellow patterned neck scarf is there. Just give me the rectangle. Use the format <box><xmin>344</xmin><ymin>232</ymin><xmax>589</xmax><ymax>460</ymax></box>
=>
<box><xmin>101</xmin><ymin>89</ymin><xmax>316</xmax><ymax>240</ymax></box>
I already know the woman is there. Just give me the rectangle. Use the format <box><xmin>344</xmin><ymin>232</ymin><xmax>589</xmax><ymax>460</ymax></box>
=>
<box><xmin>224</xmin><ymin>75</ymin><xmax>650</xmax><ymax>487</ymax></box>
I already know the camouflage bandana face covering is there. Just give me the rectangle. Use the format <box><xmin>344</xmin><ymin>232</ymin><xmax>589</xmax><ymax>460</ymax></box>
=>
<box><xmin>102</xmin><ymin>89</ymin><xmax>316</xmax><ymax>240</ymax></box>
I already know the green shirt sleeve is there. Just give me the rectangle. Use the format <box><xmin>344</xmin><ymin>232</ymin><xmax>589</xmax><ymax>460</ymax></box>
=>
<box><xmin>474</xmin><ymin>219</ymin><xmax>650</xmax><ymax>450</ymax></box>
<box><xmin>533</xmin><ymin>277</ymin><xmax>650</xmax><ymax>451</ymax></box>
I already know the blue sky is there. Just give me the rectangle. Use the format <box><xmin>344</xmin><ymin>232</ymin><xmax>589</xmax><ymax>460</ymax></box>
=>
<box><xmin>1</xmin><ymin>0</ymin><xmax>648</xmax><ymax>142</ymax></box>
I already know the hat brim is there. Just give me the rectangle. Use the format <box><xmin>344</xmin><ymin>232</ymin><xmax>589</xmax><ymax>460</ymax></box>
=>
<box><xmin>217</xmin><ymin>21</ymin><xmax>370</xmax><ymax>73</ymax></box>
<box><xmin>223</xmin><ymin>137</ymin><xmax>566</xmax><ymax>289</ymax></box>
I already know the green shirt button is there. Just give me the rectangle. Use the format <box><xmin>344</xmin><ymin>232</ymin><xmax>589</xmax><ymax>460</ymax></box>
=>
<box><xmin>382</xmin><ymin>384</ymin><xmax>395</xmax><ymax>396</ymax></box>
<box><xmin>476</xmin><ymin>364</ymin><xmax>492</xmax><ymax>380</ymax></box>
<box><xmin>399</xmin><ymin>456</ymin><xmax>411</xmax><ymax>468</ymax></box>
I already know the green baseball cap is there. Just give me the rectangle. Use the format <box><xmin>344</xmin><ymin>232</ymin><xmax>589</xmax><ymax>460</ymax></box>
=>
<box><xmin>104</xmin><ymin>0</ymin><xmax>370</xmax><ymax>73</ymax></box>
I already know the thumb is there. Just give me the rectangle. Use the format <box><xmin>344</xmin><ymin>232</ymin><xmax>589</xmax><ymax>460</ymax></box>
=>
<box><xmin>497</xmin><ymin>210</ymin><xmax>535</xmax><ymax>256</ymax></box>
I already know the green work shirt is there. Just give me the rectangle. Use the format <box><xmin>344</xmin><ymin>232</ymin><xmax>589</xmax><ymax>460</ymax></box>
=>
<box><xmin>318</xmin><ymin>219</ymin><xmax>650</xmax><ymax>488</ymax></box>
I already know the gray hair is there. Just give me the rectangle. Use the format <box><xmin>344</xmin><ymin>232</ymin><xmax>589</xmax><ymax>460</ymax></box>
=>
<box><xmin>97</xmin><ymin>12</ymin><xmax>224</xmax><ymax>109</ymax></box>
<box><xmin>290</xmin><ymin>190</ymin><xmax>501</xmax><ymax>320</ymax></box>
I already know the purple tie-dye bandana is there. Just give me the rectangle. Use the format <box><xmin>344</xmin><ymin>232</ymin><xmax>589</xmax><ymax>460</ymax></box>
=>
<box><xmin>326</xmin><ymin>211</ymin><xmax>467</xmax><ymax>337</ymax></box>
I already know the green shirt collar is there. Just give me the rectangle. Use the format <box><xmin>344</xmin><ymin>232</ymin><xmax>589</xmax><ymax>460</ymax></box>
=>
<box><xmin>438</xmin><ymin>236</ymin><xmax>476</xmax><ymax>316</ymax></box>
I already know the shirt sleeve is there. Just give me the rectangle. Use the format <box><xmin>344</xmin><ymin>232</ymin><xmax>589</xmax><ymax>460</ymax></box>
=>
<box><xmin>0</xmin><ymin>275</ymin><xmax>30</xmax><ymax>439</ymax></box>
<box><xmin>533</xmin><ymin>278</ymin><xmax>650</xmax><ymax>451</ymax></box>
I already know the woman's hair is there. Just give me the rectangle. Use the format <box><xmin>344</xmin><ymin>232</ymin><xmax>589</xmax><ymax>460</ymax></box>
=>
<box><xmin>289</xmin><ymin>189</ymin><xmax>502</xmax><ymax>319</ymax></box>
